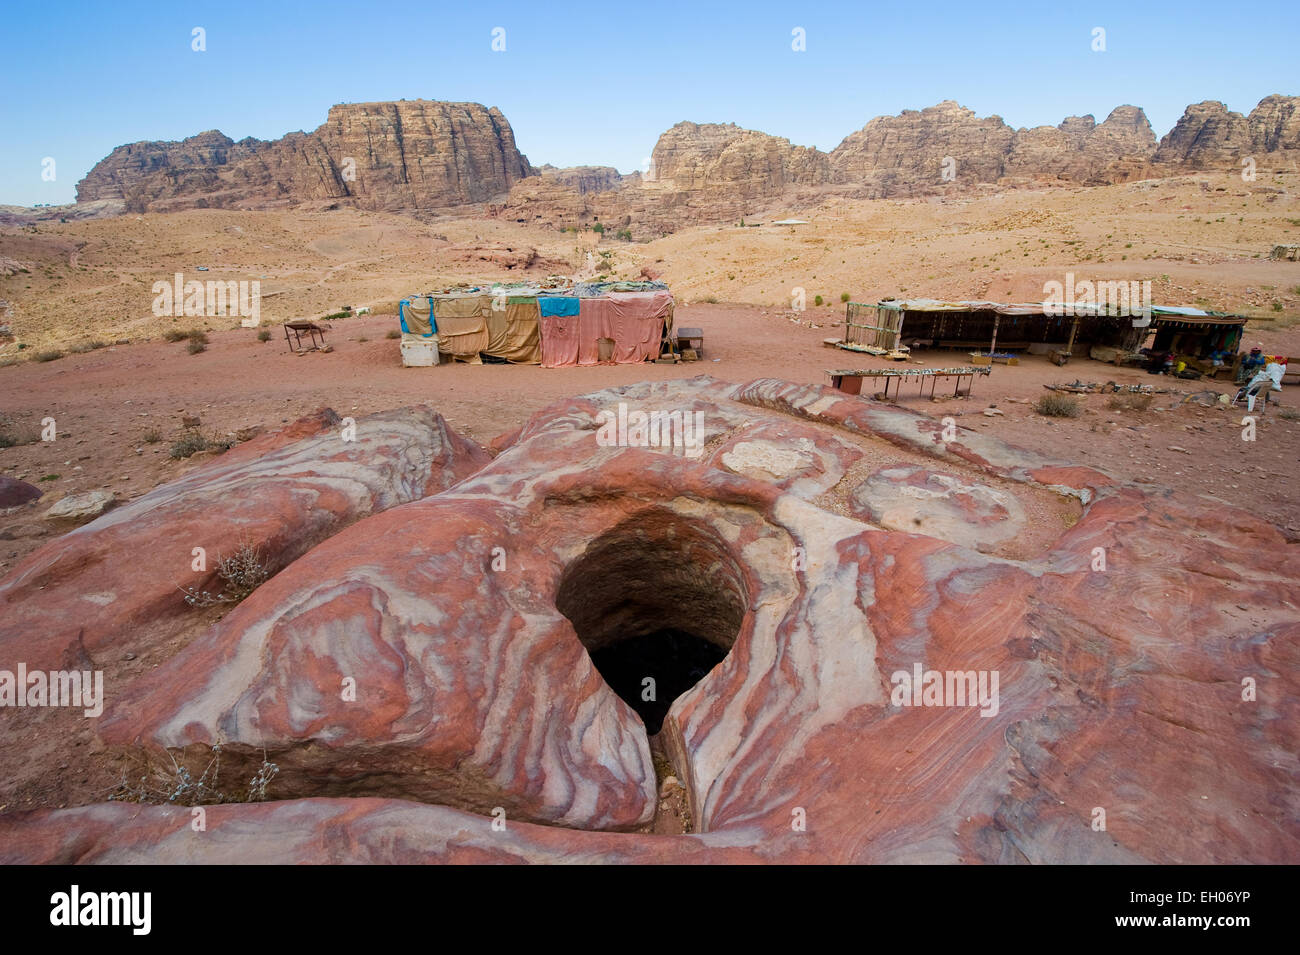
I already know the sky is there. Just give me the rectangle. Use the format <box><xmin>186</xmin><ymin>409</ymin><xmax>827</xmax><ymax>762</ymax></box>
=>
<box><xmin>2</xmin><ymin>0</ymin><xmax>1296</xmax><ymax>206</ymax></box>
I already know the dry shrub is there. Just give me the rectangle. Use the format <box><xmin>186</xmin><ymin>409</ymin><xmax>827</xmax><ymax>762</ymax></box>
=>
<box><xmin>1035</xmin><ymin>394</ymin><xmax>1082</xmax><ymax>418</ymax></box>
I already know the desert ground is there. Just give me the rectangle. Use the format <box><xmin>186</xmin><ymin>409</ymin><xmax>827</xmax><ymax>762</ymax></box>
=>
<box><xmin>2</xmin><ymin>170</ymin><xmax>1299</xmax><ymax>572</ymax></box>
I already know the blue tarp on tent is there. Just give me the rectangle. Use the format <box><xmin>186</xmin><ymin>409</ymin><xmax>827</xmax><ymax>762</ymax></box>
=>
<box><xmin>399</xmin><ymin>297</ymin><xmax>437</xmax><ymax>336</ymax></box>
<box><xmin>538</xmin><ymin>296</ymin><xmax>580</xmax><ymax>318</ymax></box>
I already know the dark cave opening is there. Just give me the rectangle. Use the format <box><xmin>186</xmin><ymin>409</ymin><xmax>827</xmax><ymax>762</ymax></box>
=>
<box><xmin>588</xmin><ymin>628</ymin><xmax>729</xmax><ymax>734</ymax></box>
<box><xmin>555</xmin><ymin>514</ymin><xmax>748</xmax><ymax>735</ymax></box>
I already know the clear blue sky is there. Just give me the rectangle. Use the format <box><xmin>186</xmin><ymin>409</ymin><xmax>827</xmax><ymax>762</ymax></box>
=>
<box><xmin>2</xmin><ymin>0</ymin><xmax>1295</xmax><ymax>206</ymax></box>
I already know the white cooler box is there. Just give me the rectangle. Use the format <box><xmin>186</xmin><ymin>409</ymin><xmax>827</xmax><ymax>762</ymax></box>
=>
<box><xmin>400</xmin><ymin>335</ymin><xmax>440</xmax><ymax>367</ymax></box>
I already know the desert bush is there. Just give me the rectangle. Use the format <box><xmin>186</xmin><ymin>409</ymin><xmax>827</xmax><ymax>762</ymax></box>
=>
<box><xmin>162</xmin><ymin>328</ymin><xmax>189</xmax><ymax>342</ymax></box>
<box><xmin>215</xmin><ymin>541</ymin><xmax>270</xmax><ymax>601</ymax></box>
<box><xmin>170</xmin><ymin>431</ymin><xmax>209</xmax><ymax>458</ymax></box>
<box><xmin>841</xmin><ymin>292</ymin><xmax>851</xmax><ymax>303</ymax></box>
<box><xmin>108</xmin><ymin>744</ymin><xmax>279</xmax><ymax>806</ymax></box>
<box><xmin>1035</xmin><ymin>394</ymin><xmax>1082</xmax><ymax>418</ymax></box>
<box><xmin>142</xmin><ymin>428</ymin><xmax>162</xmax><ymax>443</ymax></box>
<box><xmin>385</xmin><ymin>329</ymin><xmax>401</xmax><ymax>339</ymax></box>
<box><xmin>169</xmin><ymin>430</ymin><xmax>230</xmax><ymax>459</ymax></box>
<box><xmin>69</xmin><ymin>340</ymin><xmax>107</xmax><ymax>354</ymax></box>
<box><xmin>187</xmin><ymin>339</ymin><xmax>206</xmax><ymax>354</ymax></box>
<box><xmin>592</xmin><ymin>222</ymin><xmax>605</xmax><ymax>234</ymax></box>
<box><xmin>356</xmin><ymin>335</ymin><xmax>369</xmax><ymax>343</ymax></box>
<box><xmin>1279</xmin><ymin>407</ymin><xmax>1299</xmax><ymax>421</ymax></box>
<box><xmin>187</xmin><ymin>330</ymin><xmax>209</xmax><ymax>344</ymax></box>
<box><xmin>257</xmin><ymin>328</ymin><xmax>271</xmax><ymax>342</ymax></box>
<box><xmin>0</xmin><ymin>420</ymin><xmax>40</xmax><ymax>447</ymax></box>
<box><xmin>700</xmin><ymin>295</ymin><xmax>719</xmax><ymax>304</ymax></box>
<box><xmin>33</xmin><ymin>350</ymin><xmax>63</xmax><ymax>362</ymax></box>
<box><xmin>1106</xmin><ymin>393</ymin><xmax>1153</xmax><ymax>412</ymax></box>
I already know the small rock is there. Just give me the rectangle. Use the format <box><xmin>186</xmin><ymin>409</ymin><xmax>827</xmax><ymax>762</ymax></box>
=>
<box><xmin>1167</xmin><ymin>446</ymin><xmax>1189</xmax><ymax>453</ymax></box>
<box><xmin>44</xmin><ymin>490</ymin><xmax>115</xmax><ymax>522</ymax></box>
<box><xmin>181</xmin><ymin>415</ymin><xmax>201</xmax><ymax>429</ymax></box>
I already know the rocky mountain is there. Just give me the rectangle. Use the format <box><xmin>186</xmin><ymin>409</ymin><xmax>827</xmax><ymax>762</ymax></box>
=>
<box><xmin>1006</xmin><ymin>106</ymin><xmax>1158</xmax><ymax>183</ymax></box>
<box><xmin>829</xmin><ymin>101</ymin><xmax>1016</xmax><ymax>193</ymax></box>
<box><xmin>75</xmin><ymin>130</ymin><xmax>270</xmax><ymax>209</ymax></box>
<box><xmin>75</xmin><ymin>94</ymin><xmax>1300</xmax><ymax>230</ymax></box>
<box><xmin>77</xmin><ymin>101</ymin><xmax>534</xmax><ymax>214</ymax></box>
<box><xmin>650</xmin><ymin>122</ymin><xmax>831</xmax><ymax>197</ymax></box>
<box><xmin>1154</xmin><ymin>100</ymin><xmax>1253</xmax><ymax>165</ymax></box>
<box><xmin>1155</xmin><ymin>96</ymin><xmax>1300</xmax><ymax>166</ymax></box>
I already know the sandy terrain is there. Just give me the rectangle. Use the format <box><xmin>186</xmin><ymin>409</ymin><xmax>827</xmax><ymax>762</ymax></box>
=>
<box><xmin>2</xmin><ymin>170</ymin><xmax>1299</xmax><ymax>353</ymax></box>
<box><xmin>1</xmin><ymin>171</ymin><xmax>1298</xmax><ymax>572</ymax></box>
<box><xmin>1</xmin><ymin>302</ymin><xmax>1297</xmax><ymax>580</ymax></box>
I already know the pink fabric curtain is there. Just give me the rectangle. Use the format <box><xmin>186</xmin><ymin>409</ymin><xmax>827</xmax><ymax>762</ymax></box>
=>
<box><xmin>540</xmin><ymin>292</ymin><xmax>672</xmax><ymax>368</ymax></box>
<box><xmin>539</xmin><ymin>313</ymin><xmax>581</xmax><ymax>368</ymax></box>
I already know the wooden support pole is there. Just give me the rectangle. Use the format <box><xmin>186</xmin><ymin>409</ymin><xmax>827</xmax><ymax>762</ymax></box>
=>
<box><xmin>989</xmin><ymin>313</ymin><xmax>1000</xmax><ymax>355</ymax></box>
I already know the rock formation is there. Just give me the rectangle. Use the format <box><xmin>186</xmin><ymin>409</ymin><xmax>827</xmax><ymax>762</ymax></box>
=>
<box><xmin>77</xmin><ymin>101</ymin><xmax>534</xmax><ymax>214</ymax></box>
<box><xmin>651</xmin><ymin>122</ymin><xmax>830</xmax><ymax>197</ymax></box>
<box><xmin>1154</xmin><ymin>100</ymin><xmax>1253</xmax><ymax>166</ymax></box>
<box><xmin>1</xmin><ymin>378</ymin><xmax>1295</xmax><ymax>863</ymax></box>
<box><xmin>1249</xmin><ymin>94</ymin><xmax>1300</xmax><ymax>153</ymax></box>
<box><xmin>830</xmin><ymin>100</ymin><xmax>1016</xmax><ymax>193</ymax></box>
<box><xmin>73</xmin><ymin>130</ymin><xmax>270</xmax><ymax>209</ymax></box>
<box><xmin>72</xmin><ymin>93</ymin><xmax>1300</xmax><ymax>228</ymax></box>
<box><xmin>0</xmin><ymin>406</ymin><xmax>488</xmax><ymax>675</ymax></box>
<box><xmin>1008</xmin><ymin>107</ymin><xmax>1158</xmax><ymax>183</ymax></box>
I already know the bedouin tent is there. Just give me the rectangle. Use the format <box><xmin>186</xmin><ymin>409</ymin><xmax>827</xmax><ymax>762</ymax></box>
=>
<box><xmin>537</xmin><ymin>290</ymin><xmax>673</xmax><ymax>367</ymax></box>
<box><xmin>398</xmin><ymin>281</ymin><xmax>672</xmax><ymax>367</ymax></box>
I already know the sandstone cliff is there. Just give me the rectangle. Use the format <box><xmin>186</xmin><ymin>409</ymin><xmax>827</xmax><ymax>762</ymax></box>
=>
<box><xmin>76</xmin><ymin>94</ymin><xmax>1300</xmax><ymax>230</ymax></box>
<box><xmin>75</xmin><ymin>130</ymin><xmax>270</xmax><ymax>209</ymax></box>
<box><xmin>1152</xmin><ymin>94</ymin><xmax>1300</xmax><ymax>166</ymax></box>
<box><xmin>77</xmin><ymin>101</ymin><xmax>534</xmax><ymax>213</ymax></box>
<box><xmin>650</xmin><ymin>122</ymin><xmax>830</xmax><ymax>197</ymax></box>
<box><xmin>1154</xmin><ymin>100</ymin><xmax>1253</xmax><ymax>165</ymax></box>
<box><xmin>1007</xmin><ymin>106</ymin><xmax>1157</xmax><ymax>183</ymax></box>
<box><xmin>830</xmin><ymin>101</ymin><xmax>1015</xmax><ymax>194</ymax></box>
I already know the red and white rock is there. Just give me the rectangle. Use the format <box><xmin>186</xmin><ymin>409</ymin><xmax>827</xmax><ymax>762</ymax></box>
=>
<box><xmin>1</xmin><ymin>378</ymin><xmax>1296</xmax><ymax>864</ymax></box>
<box><xmin>0</xmin><ymin>406</ymin><xmax>488</xmax><ymax>671</ymax></box>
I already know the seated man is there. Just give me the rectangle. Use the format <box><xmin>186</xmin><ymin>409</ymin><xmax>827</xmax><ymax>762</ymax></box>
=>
<box><xmin>1241</xmin><ymin>358</ymin><xmax>1286</xmax><ymax>412</ymax></box>
<box><xmin>1238</xmin><ymin>346</ymin><xmax>1266</xmax><ymax>382</ymax></box>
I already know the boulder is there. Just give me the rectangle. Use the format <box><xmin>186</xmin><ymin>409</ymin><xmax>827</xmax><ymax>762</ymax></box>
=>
<box><xmin>0</xmin><ymin>476</ymin><xmax>42</xmax><ymax>508</ymax></box>
<box><xmin>43</xmin><ymin>490</ymin><xmax>114</xmax><ymax>522</ymax></box>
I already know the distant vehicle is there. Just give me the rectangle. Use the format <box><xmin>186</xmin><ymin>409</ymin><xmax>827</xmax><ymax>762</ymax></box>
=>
<box><xmin>196</xmin><ymin>266</ymin><xmax>209</xmax><ymax>271</ymax></box>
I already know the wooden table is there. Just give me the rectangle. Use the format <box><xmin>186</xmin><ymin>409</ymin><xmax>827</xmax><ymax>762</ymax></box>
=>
<box><xmin>284</xmin><ymin>321</ymin><xmax>327</xmax><ymax>353</ymax></box>
<box><xmin>675</xmin><ymin>327</ymin><xmax>704</xmax><ymax>358</ymax></box>
<box><xmin>827</xmin><ymin>365</ymin><xmax>991</xmax><ymax>399</ymax></box>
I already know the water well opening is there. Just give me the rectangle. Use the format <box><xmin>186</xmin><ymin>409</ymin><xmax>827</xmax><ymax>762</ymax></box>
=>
<box><xmin>555</xmin><ymin>515</ymin><xmax>748</xmax><ymax>734</ymax></box>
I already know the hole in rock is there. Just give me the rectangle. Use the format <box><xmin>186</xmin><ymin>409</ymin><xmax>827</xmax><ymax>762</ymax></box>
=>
<box><xmin>555</xmin><ymin>514</ymin><xmax>749</xmax><ymax>735</ymax></box>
